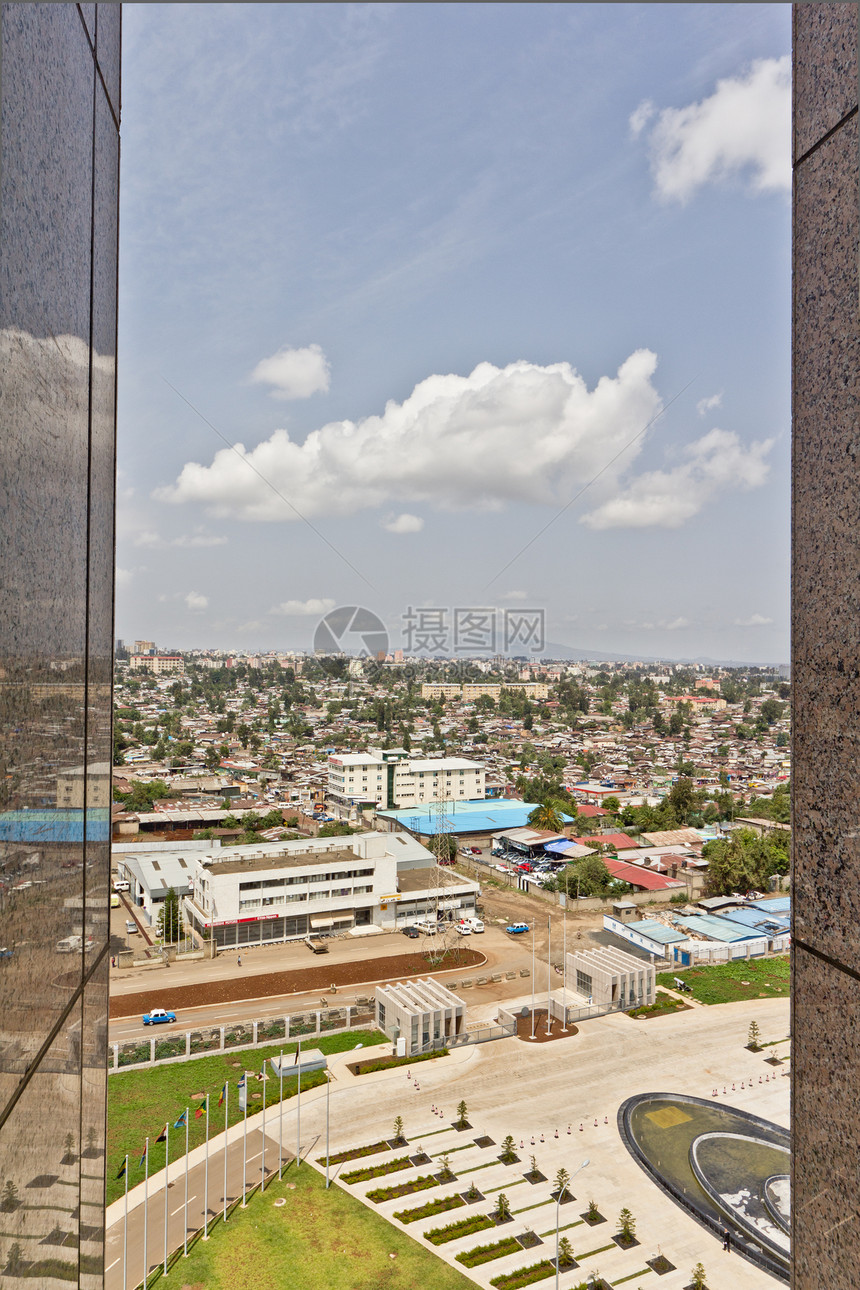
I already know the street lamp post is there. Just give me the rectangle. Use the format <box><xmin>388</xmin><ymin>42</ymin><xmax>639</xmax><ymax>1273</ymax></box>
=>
<box><xmin>325</xmin><ymin>1071</ymin><xmax>334</xmax><ymax>1188</ymax></box>
<box><xmin>556</xmin><ymin>1159</ymin><xmax>589</xmax><ymax>1290</ymax></box>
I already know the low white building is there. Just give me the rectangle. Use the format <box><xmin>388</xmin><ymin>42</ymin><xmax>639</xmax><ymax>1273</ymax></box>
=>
<box><xmin>327</xmin><ymin>746</ymin><xmax>485</xmax><ymax>809</ymax></box>
<box><xmin>182</xmin><ymin>830</ymin><xmax>480</xmax><ymax>950</ymax></box>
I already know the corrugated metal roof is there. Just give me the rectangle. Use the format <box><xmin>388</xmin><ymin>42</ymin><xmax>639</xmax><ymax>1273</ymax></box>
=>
<box><xmin>673</xmin><ymin>914</ymin><xmax>763</xmax><ymax>943</ymax></box>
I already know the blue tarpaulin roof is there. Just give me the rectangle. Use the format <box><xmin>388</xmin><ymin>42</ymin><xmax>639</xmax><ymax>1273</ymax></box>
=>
<box><xmin>673</xmin><ymin>914</ymin><xmax>764</xmax><ymax>943</ymax></box>
<box><xmin>0</xmin><ymin>810</ymin><xmax>110</xmax><ymax>844</ymax></box>
<box><xmin>377</xmin><ymin>798</ymin><xmax>574</xmax><ymax>836</ymax></box>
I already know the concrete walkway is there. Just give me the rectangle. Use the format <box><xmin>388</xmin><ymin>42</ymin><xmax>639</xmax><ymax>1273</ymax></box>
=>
<box><xmin>106</xmin><ymin>998</ymin><xmax>789</xmax><ymax>1288</ymax></box>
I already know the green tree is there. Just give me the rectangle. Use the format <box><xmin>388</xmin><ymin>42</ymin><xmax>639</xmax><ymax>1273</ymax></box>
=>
<box><xmin>618</xmin><ymin>1207</ymin><xmax>636</xmax><ymax>1241</ymax></box>
<box><xmin>204</xmin><ymin>746</ymin><xmax>221</xmax><ymax>771</ymax></box>
<box><xmin>557</xmin><ymin>1235</ymin><xmax>575</xmax><ymax>1266</ymax></box>
<box><xmin>0</xmin><ymin>1180</ymin><xmax>19</xmax><ymax>1212</ymax></box>
<box><xmin>318</xmin><ymin>821</ymin><xmax>354</xmax><ymax>837</ymax></box>
<box><xmin>690</xmin><ymin>1262</ymin><xmax>707</xmax><ymax>1290</ymax></box>
<box><xmin>559</xmin><ymin>856</ymin><xmax>614</xmax><ymax>898</ymax></box>
<box><xmin>456</xmin><ymin>1099</ymin><xmax>469</xmax><ymax>1128</ymax></box>
<box><xmin>392</xmin><ymin>1115</ymin><xmax>405</xmax><ymax>1143</ymax></box>
<box><xmin>500</xmin><ymin>1135</ymin><xmax>517</xmax><ymax>1163</ymax></box>
<box><xmin>703</xmin><ymin>828</ymin><xmax>789</xmax><ymax>896</ymax></box>
<box><xmin>554</xmin><ymin>1167</ymin><xmax>571</xmax><ymax>1198</ymax></box>
<box><xmin>747</xmin><ymin>1019</ymin><xmax>761</xmax><ymax>1050</ymax></box>
<box><xmin>156</xmin><ymin>887</ymin><xmax>182</xmax><ymax>943</ymax></box>
<box><xmin>527</xmin><ymin>803</ymin><xmax>565</xmax><ymax>832</ymax></box>
<box><xmin>495</xmin><ymin>1192</ymin><xmax>510</xmax><ymax>1220</ymax></box>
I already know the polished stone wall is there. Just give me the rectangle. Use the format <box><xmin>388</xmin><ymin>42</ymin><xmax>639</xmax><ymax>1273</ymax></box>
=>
<box><xmin>0</xmin><ymin>5</ymin><xmax>119</xmax><ymax>1284</ymax></box>
<box><xmin>792</xmin><ymin>7</ymin><xmax>859</xmax><ymax>1288</ymax></box>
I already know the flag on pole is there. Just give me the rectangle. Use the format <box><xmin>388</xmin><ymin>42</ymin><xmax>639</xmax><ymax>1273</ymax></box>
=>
<box><xmin>116</xmin><ymin>1159</ymin><xmax>127</xmax><ymax>1179</ymax></box>
<box><xmin>237</xmin><ymin>1073</ymin><xmax>246</xmax><ymax>1089</ymax></box>
<box><xmin>138</xmin><ymin>1142</ymin><xmax>148</xmax><ymax>1169</ymax></box>
<box><xmin>155</xmin><ymin>1122</ymin><xmax>168</xmax><ymax>1144</ymax></box>
<box><xmin>174</xmin><ymin>1110</ymin><xmax>187</xmax><ymax>1129</ymax></box>
<box><xmin>195</xmin><ymin>1095</ymin><xmax>208</xmax><ymax>1120</ymax></box>
<box><xmin>260</xmin><ymin>1060</ymin><xmax>267</xmax><ymax>1080</ymax></box>
<box><xmin>218</xmin><ymin>1082</ymin><xmax>227</xmax><ymax>1108</ymax></box>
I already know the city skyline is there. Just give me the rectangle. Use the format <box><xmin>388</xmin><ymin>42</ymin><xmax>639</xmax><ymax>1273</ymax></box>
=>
<box><xmin>116</xmin><ymin>3</ymin><xmax>791</xmax><ymax>663</ymax></box>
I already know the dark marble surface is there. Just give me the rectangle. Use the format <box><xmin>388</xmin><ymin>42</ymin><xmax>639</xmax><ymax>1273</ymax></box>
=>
<box><xmin>0</xmin><ymin>2</ymin><xmax>118</xmax><ymax>1275</ymax></box>
<box><xmin>792</xmin><ymin>945</ymin><xmax>860</xmax><ymax>1288</ymax></box>
<box><xmin>793</xmin><ymin>4</ymin><xmax>857</xmax><ymax>161</ymax></box>
<box><xmin>792</xmin><ymin>8</ymin><xmax>860</xmax><ymax>1289</ymax></box>
<box><xmin>96</xmin><ymin>3</ymin><xmax>121</xmax><ymax>121</ymax></box>
<box><xmin>792</xmin><ymin>110</ymin><xmax>860</xmax><ymax>972</ymax></box>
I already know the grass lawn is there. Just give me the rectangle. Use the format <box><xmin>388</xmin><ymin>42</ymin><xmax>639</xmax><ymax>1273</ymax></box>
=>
<box><xmin>657</xmin><ymin>955</ymin><xmax>790</xmax><ymax>1005</ymax></box>
<box><xmin>153</xmin><ymin>1159</ymin><xmax>476</xmax><ymax>1290</ymax></box>
<box><xmin>627</xmin><ymin>990</ymin><xmax>688</xmax><ymax>1019</ymax></box>
<box><xmin>107</xmin><ymin>1030</ymin><xmax>385</xmax><ymax>1208</ymax></box>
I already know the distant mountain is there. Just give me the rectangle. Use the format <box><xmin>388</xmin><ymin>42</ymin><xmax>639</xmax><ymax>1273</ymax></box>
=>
<box><xmin>540</xmin><ymin>641</ymin><xmax>788</xmax><ymax>669</ymax></box>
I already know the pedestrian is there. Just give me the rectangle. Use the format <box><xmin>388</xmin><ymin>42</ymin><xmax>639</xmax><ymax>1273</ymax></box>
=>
<box><xmin>238</xmin><ymin>955</ymin><xmax>242</xmax><ymax>967</ymax></box>
<box><xmin>723</xmin><ymin>1226</ymin><xmax>731</xmax><ymax>1252</ymax></box>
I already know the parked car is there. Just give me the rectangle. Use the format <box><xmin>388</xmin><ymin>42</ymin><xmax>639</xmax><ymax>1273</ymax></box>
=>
<box><xmin>505</xmin><ymin>922</ymin><xmax>530</xmax><ymax>935</ymax></box>
<box><xmin>455</xmin><ymin>923</ymin><xmax>472</xmax><ymax>936</ymax></box>
<box><xmin>143</xmin><ymin>1008</ymin><xmax>177</xmax><ymax>1025</ymax></box>
<box><xmin>401</xmin><ymin>926</ymin><xmax>420</xmax><ymax>938</ymax></box>
<box><xmin>113</xmin><ymin>880</ymin><xmax>130</xmax><ymax>892</ymax></box>
<box><xmin>125</xmin><ymin>919</ymin><xmax>138</xmax><ymax>935</ymax></box>
<box><xmin>464</xmin><ymin>917</ymin><xmax>484</xmax><ymax>933</ymax></box>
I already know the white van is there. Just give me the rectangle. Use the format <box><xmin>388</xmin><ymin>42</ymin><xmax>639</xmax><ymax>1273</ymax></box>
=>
<box><xmin>413</xmin><ymin>919</ymin><xmax>437</xmax><ymax>936</ymax></box>
<box><xmin>113</xmin><ymin>880</ymin><xmax>130</xmax><ymax>893</ymax></box>
<box><xmin>465</xmin><ymin>917</ymin><xmax>484</xmax><ymax>933</ymax></box>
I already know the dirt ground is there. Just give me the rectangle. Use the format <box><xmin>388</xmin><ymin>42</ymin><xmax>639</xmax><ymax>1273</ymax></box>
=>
<box><xmin>474</xmin><ymin>877</ymin><xmax>604</xmax><ymax>963</ymax></box>
<box><xmin>108</xmin><ymin>946</ymin><xmax>486</xmax><ymax>1019</ymax></box>
<box><xmin>513</xmin><ymin>1009</ymin><xmax>579</xmax><ymax>1043</ymax></box>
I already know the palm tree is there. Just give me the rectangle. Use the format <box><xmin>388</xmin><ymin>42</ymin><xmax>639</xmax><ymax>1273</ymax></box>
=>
<box><xmin>528</xmin><ymin>802</ymin><xmax>564</xmax><ymax>832</ymax></box>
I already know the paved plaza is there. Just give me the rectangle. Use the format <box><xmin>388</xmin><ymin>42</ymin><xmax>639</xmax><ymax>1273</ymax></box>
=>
<box><xmin>107</xmin><ymin>994</ymin><xmax>789</xmax><ymax>1289</ymax></box>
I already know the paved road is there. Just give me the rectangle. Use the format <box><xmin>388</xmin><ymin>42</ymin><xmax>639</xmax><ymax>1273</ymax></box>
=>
<box><xmin>105</xmin><ymin>1126</ymin><xmax>291</xmax><ymax>1290</ymax></box>
<box><xmin>108</xmin><ymin>923</ymin><xmax>541</xmax><ymax>1042</ymax></box>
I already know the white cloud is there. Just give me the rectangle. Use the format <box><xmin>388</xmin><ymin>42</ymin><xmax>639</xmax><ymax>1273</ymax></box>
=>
<box><xmin>156</xmin><ymin>350</ymin><xmax>664</xmax><ymax>521</ymax></box>
<box><xmin>581</xmin><ymin>427</ymin><xmax>774</xmax><ymax>530</ymax></box>
<box><xmin>115</xmin><ymin>567</ymin><xmax>132</xmax><ymax>587</ymax></box>
<box><xmin>628</xmin><ymin>99</ymin><xmax>655</xmax><ymax>138</ymax></box>
<box><xmin>185</xmin><ymin>591</ymin><xmax>208</xmax><ymax>611</ymax></box>
<box><xmin>664</xmin><ymin>616</ymin><xmax>690</xmax><ymax>631</ymax></box>
<box><xmin>271</xmin><ymin>597</ymin><xmax>336</xmax><ymax>616</ymax></box>
<box><xmin>500</xmin><ymin>590</ymin><xmax>528</xmax><ymax>602</ymax></box>
<box><xmin>734</xmin><ymin>613</ymin><xmax>773</xmax><ymax>627</ymax></box>
<box><xmin>133</xmin><ymin>530</ymin><xmax>227</xmax><ymax>549</ymax></box>
<box><xmin>250</xmin><ymin>343</ymin><xmax>331</xmax><ymax>400</ymax></box>
<box><xmin>634</xmin><ymin>56</ymin><xmax>790</xmax><ymax>203</ymax></box>
<box><xmin>382</xmin><ymin>512</ymin><xmax>424</xmax><ymax>534</ymax></box>
<box><xmin>696</xmin><ymin>392</ymin><xmax>723</xmax><ymax>417</ymax></box>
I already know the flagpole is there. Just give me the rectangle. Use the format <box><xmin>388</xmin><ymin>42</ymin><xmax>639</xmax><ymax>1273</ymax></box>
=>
<box><xmin>242</xmin><ymin>1074</ymin><xmax>248</xmax><ymax>1207</ymax></box>
<box><xmin>296</xmin><ymin>1037</ymin><xmax>302</xmax><ymax>1168</ymax></box>
<box><xmin>561</xmin><ymin>913</ymin><xmax>568</xmax><ymax>1032</ymax></box>
<box><xmin>223</xmin><ymin>1083</ymin><xmax>229</xmax><ymax>1224</ymax></box>
<box><xmin>530</xmin><ymin>924</ymin><xmax>536</xmax><ymax>1038</ymax></box>
<box><xmin>204</xmin><ymin>1097</ymin><xmax>210</xmax><ymax>1239</ymax></box>
<box><xmin>143</xmin><ymin>1138</ymin><xmax>149</xmax><ymax>1290</ymax></box>
<box><xmin>546</xmin><ymin>914</ymin><xmax>552</xmax><ymax>1035</ymax></box>
<box><xmin>325</xmin><ymin>1072</ymin><xmax>331</xmax><ymax>1189</ymax></box>
<box><xmin>163</xmin><ymin>1122</ymin><xmax>169</xmax><ymax>1275</ymax></box>
<box><xmin>278</xmin><ymin>1050</ymin><xmax>284</xmax><ymax>1180</ymax></box>
<box><xmin>183</xmin><ymin>1108</ymin><xmax>189</xmax><ymax>1257</ymax></box>
<box><xmin>261</xmin><ymin>1064</ymin><xmax>267</xmax><ymax>1193</ymax></box>
<box><xmin>122</xmin><ymin>1155</ymin><xmax>128</xmax><ymax>1290</ymax></box>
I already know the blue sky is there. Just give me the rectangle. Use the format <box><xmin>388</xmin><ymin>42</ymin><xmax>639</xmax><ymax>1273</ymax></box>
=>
<box><xmin>116</xmin><ymin>2</ymin><xmax>791</xmax><ymax>664</ymax></box>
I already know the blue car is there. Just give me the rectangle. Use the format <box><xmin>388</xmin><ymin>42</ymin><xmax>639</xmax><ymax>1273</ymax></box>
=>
<box><xmin>143</xmin><ymin>1008</ymin><xmax>177</xmax><ymax>1025</ymax></box>
<box><xmin>505</xmin><ymin>923</ymin><xmax>530</xmax><ymax>935</ymax></box>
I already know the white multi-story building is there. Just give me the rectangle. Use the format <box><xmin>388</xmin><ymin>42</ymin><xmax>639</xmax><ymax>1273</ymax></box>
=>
<box><xmin>327</xmin><ymin>747</ymin><xmax>485</xmax><ymax>809</ymax></box>
<box><xmin>182</xmin><ymin>830</ymin><xmax>479</xmax><ymax>949</ymax></box>
<box><xmin>129</xmin><ymin>653</ymin><xmax>184</xmax><ymax>675</ymax></box>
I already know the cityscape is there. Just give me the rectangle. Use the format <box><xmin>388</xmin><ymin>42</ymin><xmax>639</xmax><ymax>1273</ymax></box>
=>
<box><xmin>1</xmin><ymin>4</ymin><xmax>856</xmax><ymax>1290</ymax></box>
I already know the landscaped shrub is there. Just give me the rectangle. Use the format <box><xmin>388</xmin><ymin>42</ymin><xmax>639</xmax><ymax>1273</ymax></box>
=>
<box><xmin>350</xmin><ymin>1049</ymin><xmax>448</xmax><ymax>1076</ymax></box>
<box><xmin>320</xmin><ymin>1141</ymin><xmax>388</xmax><ymax>1165</ymax></box>
<box><xmin>342</xmin><ymin>1155</ymin><xmax>411</xmax><ymax>1183</ymax></box>
<box><xmin>367</xmin><ymin>1174</ymin><xmax>439</xmax><ymax>1203</ymax></box>
<box><xmin>455</xmin><ymin>1099</ymin><xmax>469</xmax><ymax>1129</ymax></box>
<box><xmin>617</xmin><ymin>1207</ymin><xmax>636</xmax><ymax>1241</ymax></box>
<box><xmin>456</xmin><ymin>1236</ymin><xmax>520</xmax><ymax>1267</ymax></box>
<box><xmin>393</xmin><ymin>1194</ymin><xmax>464</xmax><ymax>1224</ymax></box>
<box><xmin>424</xmin><ymin>1213</ymin><xmax>493</xmax><ymax>1244</ymax></box>
<box><xmin>489</xmin><ymin>1257</ymin><xmax>556</xmax><ymax>1288</ymax></box>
